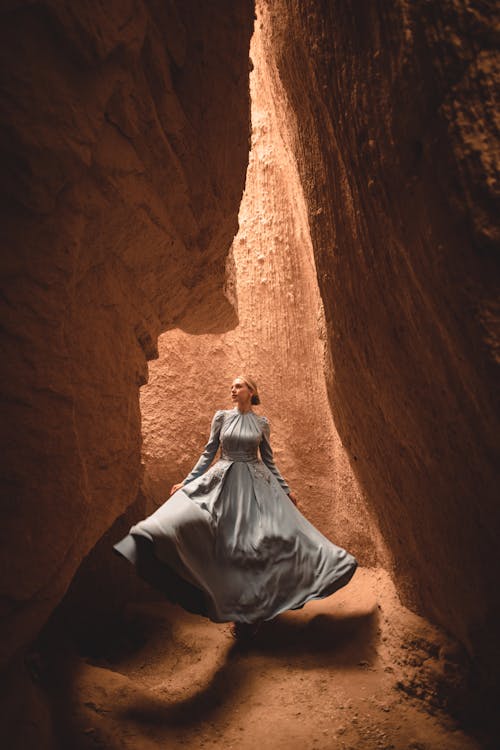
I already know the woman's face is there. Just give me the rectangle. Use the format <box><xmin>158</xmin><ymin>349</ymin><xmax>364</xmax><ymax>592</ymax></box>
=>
<box><xmin>231</xmin><ymin>377</ymin><xmax>252</xmax><ymax>407</ymax></box>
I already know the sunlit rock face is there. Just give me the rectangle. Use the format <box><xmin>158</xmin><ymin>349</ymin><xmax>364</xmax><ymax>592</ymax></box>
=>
<box><xmin>0</xmin><ymin>0</ymin><xmax>253</xmax><ymax>666</ymax></box>
<box><xmin>139</xmin><ymin>19</ymin><xmax>387</xmax><ymax>566</ymax></box>
<box><xmin>260</xmin><ymin>0</ymin><xmax>499</xmax><ymax>678</ymax></box>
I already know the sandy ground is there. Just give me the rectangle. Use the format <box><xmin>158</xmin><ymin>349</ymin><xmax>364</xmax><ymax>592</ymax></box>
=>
<box><xmin>45</xmin><ymin>568</ymin><xmax>488</xmax><ymax>749</ymax></box>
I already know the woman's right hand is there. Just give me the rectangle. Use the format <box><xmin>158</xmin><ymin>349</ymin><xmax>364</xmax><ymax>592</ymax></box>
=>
<box><xmin>169</xmin><ymin>482</ymin><xmax>184</xmax><ymax>496</ymax></box>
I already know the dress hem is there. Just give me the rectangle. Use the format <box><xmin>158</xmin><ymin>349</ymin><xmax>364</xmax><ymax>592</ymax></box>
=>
<box><xmin>113</xmin><ymin>533</ymin><xmax>358</xmax><ymax>625</ymax></box>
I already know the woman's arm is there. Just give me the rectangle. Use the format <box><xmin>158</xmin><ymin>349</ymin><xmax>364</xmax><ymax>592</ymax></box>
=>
<box><xmin>180</xmin><ymin>410</ymin><xmax>225</xmax><ymax>486</ymax></box>
<box><xmin>259</xmin><ymin>417</ymin><xmax>292</xmax><ymax>495</ymax></box>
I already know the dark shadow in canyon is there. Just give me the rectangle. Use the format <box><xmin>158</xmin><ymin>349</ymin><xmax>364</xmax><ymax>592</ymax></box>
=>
<box><xmin>34</xmin><ymin>597</ymin><xmax>379</xmax><ymax>741</ymax></box>
<box><xmin>115</xmin><ymin>610</ymin><xmax>379</xmax><ymax>729</ymax></box>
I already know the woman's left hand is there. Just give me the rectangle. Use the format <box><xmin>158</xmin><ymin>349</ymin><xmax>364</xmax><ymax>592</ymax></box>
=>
<box><xmin>288</xmin><ymin>491</ymin><xmax>298</xmax><ymax>506</ymax></box>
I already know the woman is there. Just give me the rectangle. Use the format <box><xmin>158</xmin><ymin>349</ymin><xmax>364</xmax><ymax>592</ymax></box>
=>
<box><xmin>113</xmin><ymin>376</ymin><xmax>357</xmax><ymax>638</ymax></box>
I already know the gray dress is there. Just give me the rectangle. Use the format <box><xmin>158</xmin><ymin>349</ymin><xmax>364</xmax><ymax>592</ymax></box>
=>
<box><xmin>113</xmin><ymin>408</ymin><xmax>357</xmax><ymax>623</ymax></box>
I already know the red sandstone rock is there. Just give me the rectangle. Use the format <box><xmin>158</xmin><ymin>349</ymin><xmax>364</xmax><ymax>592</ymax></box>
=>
<box><xmin>0</xmin><ymin>0</ymin><xmax>253</xmax><ymax>667</ymax></box>
<box><xmin>139</xmin><ymin>18</ymin><xmax>386</xmax><ymax>566</ymax></box>
<box><xmin>260</xmin><ymin>0</ymin><xmax>500</xmax><ymax>683</ymax></box>
<box><xmin>1</xmin><ymin>0</ymin><xmax>498</xmax><ymax>720</ymax></box>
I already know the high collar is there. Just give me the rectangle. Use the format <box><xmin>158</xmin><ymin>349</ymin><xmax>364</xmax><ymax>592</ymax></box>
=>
<box><xmin>233</xmin><ymin>406</ymin><xmax>254</xmax><ymax>415</ymax></box>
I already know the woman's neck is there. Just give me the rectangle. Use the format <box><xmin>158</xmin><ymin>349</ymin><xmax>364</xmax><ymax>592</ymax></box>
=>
<box><xmin>236</xmin><ymin>404</ymin><xmax>253</xmax><ymax>414</ymax></box>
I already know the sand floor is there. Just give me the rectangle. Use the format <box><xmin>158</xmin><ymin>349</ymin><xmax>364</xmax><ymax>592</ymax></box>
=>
<box><xmin>41</xmin><ymin>568</ymin><xmax>492</xmax><ymax>749</ymax></box>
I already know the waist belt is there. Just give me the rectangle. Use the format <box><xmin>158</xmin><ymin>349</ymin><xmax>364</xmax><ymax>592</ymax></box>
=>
<box><xmin>220</xmin><ymin>452</ymin><xmax>259</xmax><ymax>462</ymax></box>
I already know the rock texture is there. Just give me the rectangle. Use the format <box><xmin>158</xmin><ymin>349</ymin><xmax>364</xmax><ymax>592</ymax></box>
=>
<box><xmin>0</xmin><ymin>0</ymin><xmax>253</xmax><ymax>667</ymax></box>
<box><xmin>1</xmin><ymin>1</ymin><xmax>498</xmax><ymax>730</ymax></box>
<box><xmin>138</xmin><ymin>18</ymin><xmax>386</xmax><ymax>565</ymax></box>
<box><xmin>260</xmin><ymin>0</ymin><xmax>500</xmax><ymax>682</ymax></box>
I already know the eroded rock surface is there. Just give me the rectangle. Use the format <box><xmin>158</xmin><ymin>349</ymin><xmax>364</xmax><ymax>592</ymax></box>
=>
<box><xmin>0</xmin><ymin>0</ymin><xmax>253</xmax><ymax>667</ymax></box>
<box><xmin>260</xmin><ymin>0</ymin><xmax>499</xmax><ymax>681</ymax></box>
<box><xmin>139</xmin><ymin>18</ymin><xmax>386</xmax><ymax>565</ymax></box>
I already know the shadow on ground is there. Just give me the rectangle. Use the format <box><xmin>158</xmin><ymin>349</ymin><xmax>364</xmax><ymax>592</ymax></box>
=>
<box><xmin>110</xmin><ymin>603</ymin><xmax>379</xmax><ymax>729</ymax></box>
<box><xmin>25</xmin><ymin>570</ymin><xmax>490</xmax><ymax>750</ymax></box>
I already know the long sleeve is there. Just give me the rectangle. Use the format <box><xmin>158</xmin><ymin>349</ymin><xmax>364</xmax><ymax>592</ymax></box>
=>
<box><xmin>259</xmin><ymin>417</ymin><xmax>291</xmax><ymax>494</ymax></box>
<box><xmin>182</xmin><ymin>410</ymin><xmax>224</xmax><ymax>485</ymax></box>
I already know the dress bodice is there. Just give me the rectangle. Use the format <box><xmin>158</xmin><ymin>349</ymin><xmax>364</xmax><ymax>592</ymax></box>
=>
<box><xmin>182</xmin><ymin>408</ymin><xmax>290</xmax><ymax>493</ymax></box>
<box><xmin>219</xmin><ymin>409</ymin><xmax>263</xmax><ymax>462</ymax></box>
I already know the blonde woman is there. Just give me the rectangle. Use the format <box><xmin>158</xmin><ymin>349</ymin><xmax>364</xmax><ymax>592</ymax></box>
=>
<box><xmin>114</xmin><ymin>376</ymin><xmax>357</xmax><ymax>639</ymax></box>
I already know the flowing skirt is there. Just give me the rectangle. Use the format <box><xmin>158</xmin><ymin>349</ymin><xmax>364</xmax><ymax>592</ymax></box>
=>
<box><xmin>113</xmin><ymin>459</ymin><xmax>357</xmax><ymax>623</ymax></box>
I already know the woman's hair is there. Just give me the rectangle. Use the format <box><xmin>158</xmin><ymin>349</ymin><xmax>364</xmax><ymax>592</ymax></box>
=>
<box><xmin>239</xmin><ymin>375</ymin><xmax>260</xmax><ymax>405</ymax></box>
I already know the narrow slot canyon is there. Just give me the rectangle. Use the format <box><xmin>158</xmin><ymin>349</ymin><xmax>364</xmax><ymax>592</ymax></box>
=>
<box><xmin>0</xmin><ymin>2</ymin><xmax>498</xmax><ymax>749</ymax></box>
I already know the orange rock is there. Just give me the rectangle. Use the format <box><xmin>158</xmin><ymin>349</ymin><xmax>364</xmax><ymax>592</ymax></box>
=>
<box><xmin>0</xmin><ymin>0</ymin><xmax>254</xmax><ymax>667</ymax></box>
<box><xmin>259</xmin><ymin>0</ymin><xmax>500</xmax><ymax>685</ymax></box>
<box><xmin>140</xmin><ymin>16</ymin><xmax>386</xmax><ymax>568</ymax></box>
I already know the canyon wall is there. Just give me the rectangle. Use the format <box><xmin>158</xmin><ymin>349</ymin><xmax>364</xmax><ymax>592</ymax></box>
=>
<box><xmin>0</xmin><ymin>0</ymin><xmax>254</xmax><ymax>667</ymax></box>
<box><xmin>261</xmin><ymin>0</ymin><xmax>499</xmax><ymax>680</ymax></box>
<box><xmin>141</xmin><ymin>17</ymin><xmax>384</xmax><ymax>564</ymax></box>
<box><xmin>139</xmin><ymin>20</ymin><xmax>386</xmax><ymax>566</ymax></box>
<box><xmin>1</xmin><ymin>0</ymin><xmax>498</xmax><ymax>706</ymax></box>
